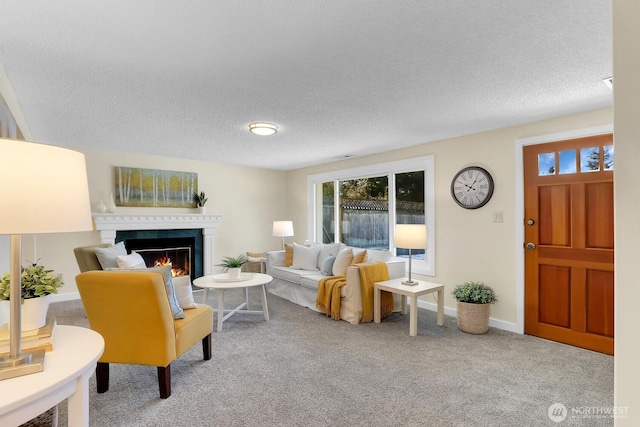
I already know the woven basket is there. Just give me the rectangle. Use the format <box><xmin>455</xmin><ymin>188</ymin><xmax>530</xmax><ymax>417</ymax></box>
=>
<box><xmin>457</xmin><ymin>302</ymin><xmax>490</xmax><ymax>334</ymax></box>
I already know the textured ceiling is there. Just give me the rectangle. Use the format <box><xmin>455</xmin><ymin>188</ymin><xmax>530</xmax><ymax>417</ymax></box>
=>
<box><xmin>0</xmin><ymin>1</ymin><xmax>612</xmax><ymax>171</ymax></box>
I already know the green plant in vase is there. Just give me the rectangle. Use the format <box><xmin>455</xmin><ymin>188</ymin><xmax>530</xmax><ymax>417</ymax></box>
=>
<box><xmin>0</xmin><ymin>260</ymin><xmax>63</xmax><ymax>330</ymax></box>
<box><xmin>0</xmin><ymin>260</ymin><xmax>64</xmax><ymax>302</ymax></box>
<box><xmin>216</xmin><ymin>255</ymin><xmax>247</xmax><ymax>272</ymax></box>
<box><xmin>193</xmin><ymin>191</ymin><xmax>208</xmax><ymax>207</ymax></box>
<box><xmin>216</xmin><ymin>255</ymin><xmax>247</xmax><ymax>280</ymax></box>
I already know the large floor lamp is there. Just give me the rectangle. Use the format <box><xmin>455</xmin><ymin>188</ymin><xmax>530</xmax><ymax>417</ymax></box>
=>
<box><xmin>395</xmin><ymin>224</ymin><xmax>427</xmax><ymax>286</ymax></box>
<box><xmin>272</xmin><ymin>221</ymin><xmax>294</xmax><ymax>250</ymax></box>
<box><xmin>0</xmin><ymin>139</ymin><xmax>93</xmax><ymax>381</ymax></box>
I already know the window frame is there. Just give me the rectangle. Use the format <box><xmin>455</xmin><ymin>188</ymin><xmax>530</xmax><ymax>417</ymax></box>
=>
<box><xmin>307</xmin><ymin>155</ymin><xmax>435</xmax><ymax>276</ymax></box>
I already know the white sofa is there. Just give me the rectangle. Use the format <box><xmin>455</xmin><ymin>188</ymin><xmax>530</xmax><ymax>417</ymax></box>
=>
<box><xmin>265</xmin><ymin>244</ymin><xmax>406</xmax><ymax>324</ymax></box>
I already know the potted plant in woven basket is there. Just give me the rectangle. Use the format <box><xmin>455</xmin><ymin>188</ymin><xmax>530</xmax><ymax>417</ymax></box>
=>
<box><xmin>452</xmin><ymin>281</ymin><xmax>497</xmax><ymax>334</ymax></box>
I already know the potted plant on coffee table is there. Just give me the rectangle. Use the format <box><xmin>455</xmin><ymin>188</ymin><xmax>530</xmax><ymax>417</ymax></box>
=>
<box><xmin>216</xmin><ymin>255</ymin><xmax>247</xmax><ymax>280</ymax></box>
<box><xmin>452</xmin><ymin>281</ymin><xmax>497</xmax><ymax>334</ymax></box>
<box><xmin>0</xmin><ymin>260</ymin><xmax>64</xmax><ymax>330</ymax></box>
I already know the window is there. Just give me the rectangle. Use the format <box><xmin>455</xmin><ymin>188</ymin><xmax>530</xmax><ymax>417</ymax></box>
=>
<box><xmin>537</xmin><ymin>144</ymin><xmax>614</xmax><ymax>176</ymax></box>
<box><xmin>308</xmin><ymin>156</ymin><xmax>434</xmax><ymax>276</ymax></box>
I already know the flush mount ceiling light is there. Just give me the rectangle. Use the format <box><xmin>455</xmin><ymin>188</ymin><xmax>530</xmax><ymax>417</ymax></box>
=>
<box><xmin>249</xmin><ymin>122</ymin><xmax>278</xmax><ymax>136</ymax></box>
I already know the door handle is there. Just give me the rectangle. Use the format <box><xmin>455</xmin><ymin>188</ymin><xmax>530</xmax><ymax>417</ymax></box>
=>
<box><xmin>525</xmin><ymin>242</ymin><xmax>536</xmax><ymax>250</ymax></box>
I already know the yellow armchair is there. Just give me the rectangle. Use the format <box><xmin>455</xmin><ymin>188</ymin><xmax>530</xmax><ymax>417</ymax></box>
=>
<box><xmin>75</xmin><ymin>270</ymin><xmax>213</xmax><ymax>398</ymax></box>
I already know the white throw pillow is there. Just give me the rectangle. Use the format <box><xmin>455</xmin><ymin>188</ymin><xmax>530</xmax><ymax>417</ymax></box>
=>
<box><xmin>292</xmin><ymin>243</ymin><xmax>320</xmax><ymax>270</ymax></box>
<box><xmin>94</xmin><ymin>241</ymin><xmax>127</xmax><ymax>269</ymax></box>
<box><xmin>332</xmin><ymin>247</ymin><xmax>354</xmax><ymax>276</ymax></box>
<box><xmin>173</xmin><ymin>275</ymin><xmax>198</xmax><ymax>309</ymax></box>
<box><xmin>116</xmin><ymin>252</ymin><xmax>146</xmax><ymax>269</ymax></box>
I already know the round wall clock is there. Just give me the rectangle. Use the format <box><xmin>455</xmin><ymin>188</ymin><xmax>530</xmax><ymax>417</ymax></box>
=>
<box><xmin>450</xmin><ymin>166</ymin><xmax>494</xmax><ymax>209</ymax></box>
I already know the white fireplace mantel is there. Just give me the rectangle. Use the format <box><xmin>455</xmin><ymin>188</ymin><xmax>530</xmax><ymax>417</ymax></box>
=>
<box><xmin>92</xmin><ymin>213</ymin><xmax>222</xmax><ymax>275</ymax></box>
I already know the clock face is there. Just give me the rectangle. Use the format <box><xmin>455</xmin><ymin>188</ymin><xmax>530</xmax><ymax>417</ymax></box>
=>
<box><xmin>450</xmin><ymin>166</ymin><xmax>494</xmax><ymax>209</ymax></box>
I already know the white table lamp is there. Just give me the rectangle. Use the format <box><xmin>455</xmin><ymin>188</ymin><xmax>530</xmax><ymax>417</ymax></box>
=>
<box><xmin>0</xmin><ymin>139</ymin><xmax>92</xmax><ymax>381</ymax></box>
<box><xmin>272</xmin><ymin>221</ymin><xmax>294</xmax><ymax>250</ymax></box>
<box><xmin>395</xmin><ymin>224</ymin><xmax>427</xmax><ymax>286</ymax></box>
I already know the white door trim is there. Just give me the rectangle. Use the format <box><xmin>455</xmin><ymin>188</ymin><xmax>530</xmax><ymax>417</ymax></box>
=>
<box><xmin>513</xmin><ymin>124</ymin><xmax>613</xmax><ymax>334</ymax></box>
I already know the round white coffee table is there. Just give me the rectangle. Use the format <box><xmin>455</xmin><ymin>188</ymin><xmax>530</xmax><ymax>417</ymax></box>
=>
<box><xmin>193</xmin><ymin>273</ymin><xmax>272</xmax><ymax>331</ymax></box>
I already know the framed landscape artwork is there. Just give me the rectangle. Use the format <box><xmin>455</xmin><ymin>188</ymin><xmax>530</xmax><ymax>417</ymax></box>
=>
<box><xmin>114</xmin><ymin>166</ymin><xmax>198</xmax><ymax>207</ymax></box>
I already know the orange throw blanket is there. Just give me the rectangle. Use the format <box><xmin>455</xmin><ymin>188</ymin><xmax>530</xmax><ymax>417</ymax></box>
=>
<box><xmin>316</xmin><ymin>276</ymin><xmax>347</xmax><ymax>320</ymax></box>
<box><xmin>358</xmin><ymin>261</ymin><xmax>393</xmax><ymax>323</ymax></box>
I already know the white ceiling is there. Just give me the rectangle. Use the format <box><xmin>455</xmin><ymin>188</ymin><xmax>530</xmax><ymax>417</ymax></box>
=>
<box><xmin>0</xmin><ymin>1</ymin><xmax>612</xmax><ymax>171</ymax></box>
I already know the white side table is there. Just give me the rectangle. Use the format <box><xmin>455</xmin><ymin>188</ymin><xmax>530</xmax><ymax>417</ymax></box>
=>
<box><xmin>0</xmin><ymin>325</ymin><xmax>104</xmax><ymax>427</ymax></box>
<box><xmin>374</xmin><ymin>278</ymin><xmax>445</xmax><ymax>336</ymax></box>
<box><xmin>193</xmin><ymin>273</ymin><xmax>272</xmax><ymax>332</ymax></box>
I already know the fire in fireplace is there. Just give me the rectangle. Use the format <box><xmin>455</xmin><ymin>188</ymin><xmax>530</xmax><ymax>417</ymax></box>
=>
<box><xmin>116</xmin><ymin>229</ymin><xmax>204</xmax><ymax>281</ymax></box>
<box><xmin>135</xmin><ymin>246</ymin><xmax>191</xmax><ymax>277</ymax></box>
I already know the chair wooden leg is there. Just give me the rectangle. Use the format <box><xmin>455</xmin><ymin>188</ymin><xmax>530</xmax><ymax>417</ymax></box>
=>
<box><xmin>158</xmin><ymin>364</ymin><xmax>171</xmax><ymax>398</ymax></box>
<box><xmin>202</xmin><ymin>333</ymin><xmax>212</xmax><ymax>360</ymax></box>
<box><xmin>96</xmin><ymin>362</ymin><xmax>109</xmax><ymax>393</ymax></box>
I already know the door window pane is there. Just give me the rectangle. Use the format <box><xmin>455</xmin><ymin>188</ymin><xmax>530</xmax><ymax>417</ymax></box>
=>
<box><xmin>604</xmin><ymin>145</ymin><xmax>614</xmax><ymax>171</ymax></box>
<box><xmin>558</xmin><ymin>150</ymin><xmax>577</xmax><ymax>174</ymax></box>
<box><xmin>580</xmin><ymin>147</ymin><xmax>600</xmax><ymax>172</ymax></box>
<box><xmin>538</xmin><ymin>153</ymin><xmax>555</xmax><ymax>176</ymax></box>
<box><xmin>395</xmin><ymin>171</ymin><xmax>425</xmax><ymax>259</ymax></box>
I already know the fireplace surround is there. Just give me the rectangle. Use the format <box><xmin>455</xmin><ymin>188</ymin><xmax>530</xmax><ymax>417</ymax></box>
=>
<box><xmin>92</xmin><ymin>213</ymin><xmax>222</xmax><ymax>277</ymax></box>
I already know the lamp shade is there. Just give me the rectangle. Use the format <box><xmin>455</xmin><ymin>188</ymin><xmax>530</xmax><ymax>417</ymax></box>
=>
<box><xmin>395</xmin><ymin>224</ymin><xmax>427</xmax><ymax>249</ymax></box>
<box><xmin>0</xmin><ymin>139</ymin><xmax>93</xmax><ymax>235</ymax></box>
<box><xmin>272</xmin><ymin>220</ymin><xmax>294</xmax><ymax>237</ymax></box>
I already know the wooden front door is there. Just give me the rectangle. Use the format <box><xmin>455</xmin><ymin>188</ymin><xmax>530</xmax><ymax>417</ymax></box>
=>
<box><xmin>524</xmin><ymin>134</ymin><xmax>614</xmax><ymax>355</ymax></box>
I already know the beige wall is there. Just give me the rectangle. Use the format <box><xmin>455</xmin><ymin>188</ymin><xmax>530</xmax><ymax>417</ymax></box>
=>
<box><xmin>286</xmin><ymin>108</ymin><xmax>612</xmax><ymax>328</ymax></box>
<box><xmin>19</xmin><ymin>148</ymin><xmax>287</xmax><ymax>299</ymax></box>
<box><xmin>613</xmin><ymin>0</ymin><xmax>640</xmax><ymax>423</ymax></box>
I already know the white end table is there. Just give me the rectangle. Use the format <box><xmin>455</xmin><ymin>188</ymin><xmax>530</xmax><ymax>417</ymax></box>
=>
<box><xmin>374</xmin><ymin>278</ymin><xmax>445</xmax><ymax>336</ymax></box>
<box><xmin>193</xmin><ymin>273</ymin><xmax>272</xmax><ymax>331</ymax></box>
<box><xmin>0</xmin><ymin>325</ymin><xmax>105</xmax><ymax>427</ymax></box>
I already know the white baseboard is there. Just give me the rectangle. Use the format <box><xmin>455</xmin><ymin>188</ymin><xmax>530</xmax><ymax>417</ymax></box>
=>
<box><xmin>414</xmin><ymin>299</ymin><xmax>520</xmax><ymax>334</ymax></box>
<box><xmin>51</xmin><ymin>292</ymin><xmax>81</xmax><ymax>303</ymax></box>
<box><xmin>51</xmin><ymin>291</ymin><xmax>520</xmax><ymax>333</ymax></box>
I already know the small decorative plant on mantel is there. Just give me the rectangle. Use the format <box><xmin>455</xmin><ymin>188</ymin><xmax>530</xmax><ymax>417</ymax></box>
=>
<box><xmin>193</xmin><ymin>191</ymin><xmax>208</xmax><ymax>213</ymax></box>
<box><xmin>0</xmin><ymin>260</ymin><xmax>64</xmax><ymax>330</ymax></box>
<box><xmin>216</xmin><ymin>255</ymin><xmax>247</xmax><ymax>279</ymax></box>
<box><xmin>452</xmin><ymin>281</ymin><xmax>497</xmax><ymax>335</ymax></box>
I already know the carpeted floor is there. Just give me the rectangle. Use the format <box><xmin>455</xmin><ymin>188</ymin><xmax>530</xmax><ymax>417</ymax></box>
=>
<box><xmin>35</xmin><ymin>288</ymin><xmax>613</xmax><ymax>427</ymax></box>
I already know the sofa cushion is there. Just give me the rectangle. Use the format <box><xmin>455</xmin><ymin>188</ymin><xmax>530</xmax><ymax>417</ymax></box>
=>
<box><xmin>268</xmin><ymin>265</ymin><xmax>319</xmax><ymax>284</ymax></box>
<box><xmin>320</xmin><ymin>255</ymin><xmax>336</xmax><ymax>276</ymax></box>
<box><xmin>173</xmin><ymin>275</ymin><xmax>198</xmax><ymax>309</ymax></box>
<box><xmin>94</xmin><ymin>241</ymin><xmax>127</xmax><ymax>269</ymax></box>
<box><xmin>316</xmin><ymin>243</ymin><xmax>341</xmax><ymax>269</ymax></box>
<box><xmin>284</xmin><ymin>243</ymin><xmax>294</xmax><ymax>267</ymax></box>
<box><xmin>116</xmin><ymin>252</ymin><xmax>146</xmax><ymax>269</ymax></box>
<box><xmin>292</xmin><ymin>243</ymin><xmax>320</xmax><ymax>270</ymax></box>
<box><xmin>332</xmin><ymin>247</ymin><xmax>354</xmax><ymax>276</ymax></box>
<box><xmin>300</xmin><ymin>273</ymin><xmax>326</xmax><ymax>291</ymax></box>
<box><xmin>149</xmin><ymin>265</ymin><xmax>185</xmax><ymax>320</ymax></box>
<box><xmin>352</xmin><ymin>249</ymin><xmax>367</xmax><ymax>264</ymax></box>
